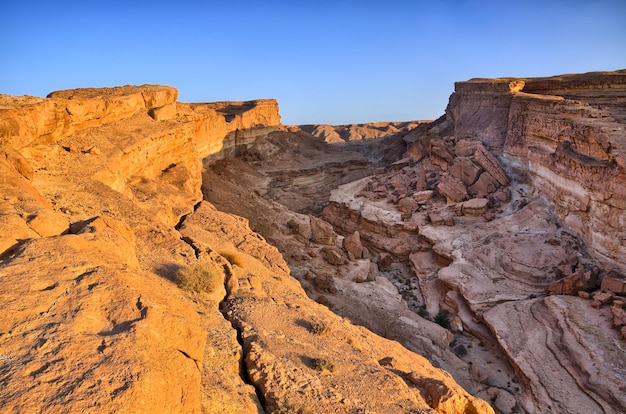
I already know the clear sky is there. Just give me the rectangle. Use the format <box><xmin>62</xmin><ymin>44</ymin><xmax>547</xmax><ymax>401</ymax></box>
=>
<box><xmin>1</xmin><ymin>0</ymin><xmax>625</xmax><ymax>124</ymax></box>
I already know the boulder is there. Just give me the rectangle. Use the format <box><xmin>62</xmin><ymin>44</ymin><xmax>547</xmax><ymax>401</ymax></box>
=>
<box><xmin>546</xmin><ymin>269</ymin><xmax>597</xmax><ymax>296</ymax></box>
<box><xmin>461</xmin><ymin>198</ymin><xmax>489</xmax><ymax>216</ymax></box>
<box><xmin>449</xmin><ymin>157</ymin><xmax>482</xmax><ymax>186</ymax></box>
<box><xmin>378</xmin><ymin>253</ymin><xmax>394</xmax><ymax>271</ymax></box>
<box><xmin>309</xmin><ymin>215</ymin><xmax>336</xmax><ymax>245</ymax></box>
<box><xmin>322</xmin><ymin>245</ymin><xmax>345</xmax><ymax>266</ymax></box>
<box><xmin>601</xmin><ymin>271</ymin><xmax>626</xmax><ymax>295</ymax></box>
<box><xmin>398</xmin><ymin>197</ymin><xmax>419</xmax><ymax>213</ymax></box>
<box><xmin>611</xmin><ymin>306</ymin><xmax>626</xmax><ymax>328</ymax></box>
<box><xmin>469</xmin><ymin>364</ymin><xmax>489</xmax><ymax>384</ymax></box>
<box><xmin>468</xmin><ymin>171</ymin><xmax>500</xmax><ymax>198</ymax></box>
<box><xmin>413</xmin><ymin>190</ymin><xmax>434</xmax><ymax>203</ymax></box>
<box><xmin>473</xmin><ymin>145</ymin><xmax>509</xmax><ymax>186</ymax></box>
<box><xmin>437</xmin><ymin>174</ymin><xmax>468</xmax><ymax>204</ymax></box>
<box><xmin>343</xmin><ymin>231</ymin><xmax>364</xmax><ymax>260</ymax></box>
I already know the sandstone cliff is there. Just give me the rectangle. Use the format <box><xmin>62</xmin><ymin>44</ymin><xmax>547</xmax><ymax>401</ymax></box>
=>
<box><xmin>448</xmin><ymin>71</ymin><xmax>626</xmax><ymax>268</ymax></box>
<box><xmin>3</xmin><ymin>70</ymin><xmax>624</xmax><ymax>414</ymax></box>
<box><xmin>308</xmin><ymin>71</ymin><xmax>626</xmax><ymax>413</ymax></box>
<box><xmin>0</xmin><ymin>85</ymin><xmax>492</xmax><ymax>413</ymax></box>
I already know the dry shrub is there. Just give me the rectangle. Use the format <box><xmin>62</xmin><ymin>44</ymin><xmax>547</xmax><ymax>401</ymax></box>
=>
<box><xmin>310</xmin><ymin>321</ymin><xmax>330</xmax><ymax>336</ymax></box>
<box><xmin>219</xmin><ymin>251</ymin><xmax>244</xmax><ymax>268</ymax></box>
<box><xmin>175</xmin><ymin>263</ymin><xmax>223</xmax><ymax>293</ymax></box>
<box><xmin>311</xmin><ymin>358</ymin><xmax>335</xmax><ymax>372</ymax></box>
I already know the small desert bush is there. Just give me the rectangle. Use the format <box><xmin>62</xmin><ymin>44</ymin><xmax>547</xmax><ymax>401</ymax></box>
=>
<box><xmin>219</xmin><ymin>251</ymin><xmax>244</xmax><ymax>268</ymax></box>
<box><xmin>174</xmin><ymin>263</ymin><xmax>223</xmax><ymax>294</ymax></box>
<box><xmin>417</xmin><ymin>305</ymin><xmax>430</xmax><ymax>319</ymax></box>
<box><xmin>271</xmin><ymin>399</ymin><xmax>312</xmax><ymax>414</ymax></box>
<box><xmin>311</xmin><ymin>358</ymin><xmax>335</xmax><ymax>372</ymax></box>
<box><xmin>434</xmin><ymin>309</ymin><xmax>451</xmax><ymax>329</ymax></box>
<box><xmin>310</xmin><ymin>321</ymin><xmax>330</xmax><ymax>336</ymax></box>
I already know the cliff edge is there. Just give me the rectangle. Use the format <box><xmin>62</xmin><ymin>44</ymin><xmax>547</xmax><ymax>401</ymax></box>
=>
<box><xmin>0</xmin><ymin>85</ymin><xmax>491</xmax><ymax>413</ymax></box>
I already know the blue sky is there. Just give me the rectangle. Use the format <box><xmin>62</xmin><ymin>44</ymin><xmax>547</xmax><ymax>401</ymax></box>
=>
<box><xmin>1</xmin><ymin>0</ymin><xmax>625</xmax><ymax>124</ymax></box>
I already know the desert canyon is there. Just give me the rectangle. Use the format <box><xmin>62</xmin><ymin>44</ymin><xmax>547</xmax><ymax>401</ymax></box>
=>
<box><xmin>1</xmin><ymin>70</ymin><xmax>625</xmax><ymax>413</ymax></box>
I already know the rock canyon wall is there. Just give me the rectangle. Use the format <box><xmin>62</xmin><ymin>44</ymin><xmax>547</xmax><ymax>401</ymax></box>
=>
<box><xmin>0</xmin><ymin>85</ymin><xmax>492</xmax><ymax>413</ymax></box>
<box><xmin>1</xmin><ymin>70</ymin><xmax>625</xmax><ymax>413</ymax></box>
<box><xmin>448</xmin><ymin>71</ymin><xmax>626</xmax><ymax>268</ymax></box>
<box><xmin>316</xmin><ymin>70</ymin><xmax>626</xmax><ymax>413</ymax></box>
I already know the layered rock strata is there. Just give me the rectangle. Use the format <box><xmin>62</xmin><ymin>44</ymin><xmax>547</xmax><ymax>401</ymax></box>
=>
<box><xmin>317</xmin><ymin>71</ymin><xmax>626</xmax><ymax>413</ymax></box>
<box><xmin>449</xmin><ymin>70</ymin><xmax>626</xmax><ymax>268</ymax></box>
<box><xmin>0</xmin><ymin>85</ymin><xmax>492</xmax><ymax>413</ymax></box>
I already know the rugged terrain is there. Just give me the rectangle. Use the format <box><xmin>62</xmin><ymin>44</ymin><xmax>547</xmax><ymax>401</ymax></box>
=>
<box><xmin>1</xmin><ymin>85</ymin><xmax>489</xmax><ymax>413</ymax></box>
<box><xmin>1</xmin><ymin>70</ymin><xmax>625</xmax><ymax>413</ymax></box>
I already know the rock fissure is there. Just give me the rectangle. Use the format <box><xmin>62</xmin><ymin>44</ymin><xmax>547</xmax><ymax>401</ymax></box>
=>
<box><xmin>217</xmin><ymin>292</ymin><xmax>268</xmax><ymax>413</ymax></box>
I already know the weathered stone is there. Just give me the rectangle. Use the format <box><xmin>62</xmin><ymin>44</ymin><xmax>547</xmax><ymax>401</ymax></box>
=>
<box><xmin>148</xmin><ymin>102</ymin><xmax>177</xmax><ymax>121</ymax></box>
<box><xmin>322</xmin><ymin>245</ymin><xmax>345</xmax><ymax>266</ymax></box>
<box><xmin>413</xmin><ymin>190</ymin><xmax>434</xmax><ymax>203</ymax></box>
<box><xmin>593</xmin><ymin>291</ymin><xmax>614</xmax><ymax>306</ymax></box>
<box><xmin>430</xmin><ymin>140</ymin><xmax>454</xmax><ymax>170</ymax></box>
<box><xmin>468</xmin><ymin>171</ymin><xmax>500</xmax><ymax>198</ymax></box>
<box><xmin>343</xmin><ymin>231</ymin><xmax>363</xmax><ymax>260</ymax></box>
<box><xmin>474</xmin><ymin>145</ymin><xmax>509</xmax><ymax>186</ymax></box>
<box><xmin>2</xmin><ymin>147</ymin><xmax>33</xmax><ymax>181</ymax></box>
<box><xmin>494</xmin><ymin>390</ymin><xmax>517</xmax><ymax>413</ymax></box>
<box><xmin>309</xmin><ymin>215</ymin><xmax>336</xmax><ymax>245</ymax></box>
<box><xmin>611</xmin><ymin>306</ymin><xmax>626</xmax><ymax>327</ymax></box>
<box><xmin>313</xmin><ymin>273</ymin><xmax>336</xmax><ymax>294</ymax></box>
<box><xmin>547</xmin><ymin>270</ymin><xmax>596</xmax><ymax>296</ymax></box>
<box><xmin>461</xmin><ymin>198</ymin><xmax>489</xmax><ymax>216</ymax></box>
<box><xmin>469</xmin><ymin>364</ymin><xmax>489</xmax><ymax>384</ymax></box>
<box><xmin>601</xmin><ymin>271</ymin><xmax>626</xmax><ymax>296</ymax></box>
<box><xmin>428</xmin><ymin>211</ymin><xmax>455</xmax><ymax>226</ymax></box>
<box><xmin>449</xmin><ymin>316</ymin><xmax>463</xmax><ymax>333</ymax></box>
<box><xmin>398</xmin><ymin>196</ymin><xmax>419</xmax><ymax>213</ymax></box>
<box><xmin>450</xmin><ymin>157</ymin><xmax>482</xmax><ymax>186</ymax></box>
<box><xmin>296</xmin><ymin>221</ymin><xmax>312</xmax><ymax>240</ymax></box>
<box><xmin>378</xmin><ymin>253</ymin><xmax>393</xmax><ymax>271</ymax></box>
<box><xmin>437</xmin><ymin>174</ymin><xmax>468</xmax><ymax>204</ymax></box>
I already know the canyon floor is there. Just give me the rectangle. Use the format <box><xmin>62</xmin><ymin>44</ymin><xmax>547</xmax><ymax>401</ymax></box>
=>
<box><xmin>1</xmin><ymin>70</ymin><xmax>625</xmax><ymax>413</ymax></box>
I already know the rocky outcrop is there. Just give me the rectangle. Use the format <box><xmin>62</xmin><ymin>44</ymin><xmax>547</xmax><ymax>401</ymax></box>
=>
<box><xmin>0</xmin><ymin>217</ymin><xmax>205</xmax><ymax>413</ymax></box>
<box><xmin>315</xmin><ymin>71</ymin><xmax>626</xmax><ymax>413</ymax></box>
<box><xmin>299</xmin><ymin>121</ymin><xmax>426</xmax><ymax>144</ymax></box>
<box><xmin>0</xmin><ymin>85</ymin><xmax>493</xmax><ymax>413</ymax></box>
<box><xmin>447</xmin><ymin>71</ymin><xmax>626</xmax><ymax>268</ymax></box>
<box><xmin>484</xmin><ymin>295</ymin><xmax>626</xmax><ymax>413</ymax></box>
<box><xmin>179</xmin><ymin>202</ymin><xmax>492</xmax><ymax>414</ymax></box>
<box><xmin>188</xmin><ymin>99</ymin><xmax>281</xmax><ymax>164</ymax></box>
<box><xmin>0</xmin><ymin>85</ymin><xmax>178</xmax><ymax>149</ymax></box>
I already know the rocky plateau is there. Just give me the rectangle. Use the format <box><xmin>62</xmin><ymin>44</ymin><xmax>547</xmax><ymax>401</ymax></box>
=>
<box><xmin>1</xmin><ymin>70</ymin><xmax>625</xmax><ymax>414</ymax></box>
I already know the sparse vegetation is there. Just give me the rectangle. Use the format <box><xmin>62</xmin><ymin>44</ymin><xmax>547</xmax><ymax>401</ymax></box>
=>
<box><xmin>418</xmin><ymin>305</ymin><xmax>430</xmax><ymax>319</ymax></box>
<box><xmin>310</xmin><ymin>321</ymin><xmax>330</xmax><ymax>336</ymax></box>
<box><xmin>311</xmin><ymin>358</ymin><xmax>335</xmax><ymax>372</ymax></box>
<box><xmin>271</xmin><ymin>399</ymin><xmax>312</xmax><ymax>414</ymax></box>
<box><xmin>453</xmin><ymin>344</ymin><xmax>467</xmax><ymax>356</ymax></box>
<box><xmin>174</xmin><ymin>263</ymin><xmax>223</xmax><ymax>293</ymax></box>
<box><xmin>219</xmin><ymin>251</ymin><xmax>244</xmax><ymax>267</ymax></box>
<box><xmin>434</xmin><ymin>309</ymin><xmax>451</xmax><ymax>329</ymax></box>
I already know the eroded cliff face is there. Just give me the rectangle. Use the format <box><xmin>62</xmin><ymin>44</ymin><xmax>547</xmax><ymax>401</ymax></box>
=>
<box><xmin>3</xmin><ymin>71</ymin><xmax>624</xmax><ymax>414</ymax></box>
<box><xmin>448</xmin><ymin>71</ymin><xmax>626</xmax><ymax>268</ymax></box>
<box><xmin>0</xmin><ymin>85</ymin><xmax>492</xmax><ymax>413</ymax></box>
<box><xmin>311</xmin><ymin>71</ymin><xmax>626</xmax><ymax>413</ymax></box>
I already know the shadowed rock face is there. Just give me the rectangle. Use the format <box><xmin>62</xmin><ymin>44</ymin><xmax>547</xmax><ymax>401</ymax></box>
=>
<box><xmin>0</xmin><ymin>84</ymin><xmax>493</xmax><ymax>413</ymax></box>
